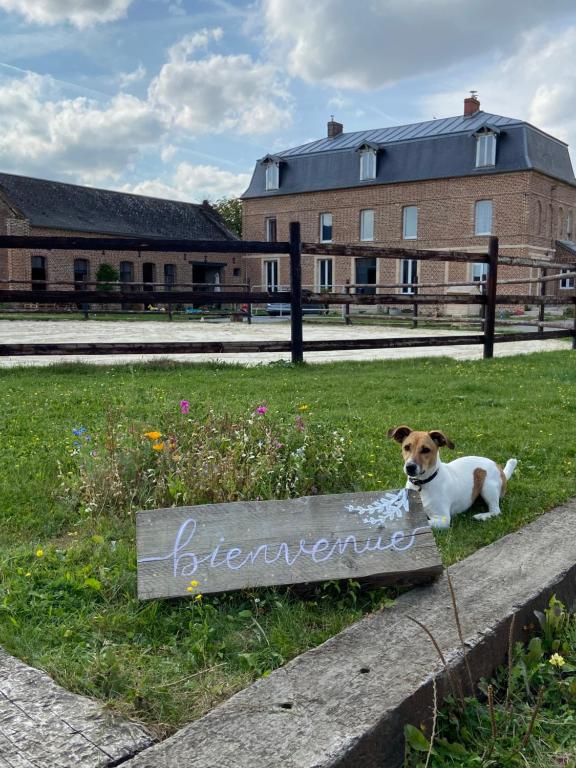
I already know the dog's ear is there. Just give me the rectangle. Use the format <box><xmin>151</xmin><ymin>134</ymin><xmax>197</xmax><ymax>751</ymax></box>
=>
<box><xmin>429</xmin><ymin>430</ymin><xmax>455</xmax><ymax>449</ymax></box>
<box><xmin>387</xmin><ymin>425</ymin><xmax>413</xmax><ymax>444</ymax></box>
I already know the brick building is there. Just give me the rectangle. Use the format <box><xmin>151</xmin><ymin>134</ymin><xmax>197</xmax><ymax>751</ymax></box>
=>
<box><xmin>242</xmin><ymin>96</ymin><xmax>576</xmax><ymax>302</ymax></box>
<box><xmin>0</xmin><ymin>173</ymin><xmax>240</xmax><ymax>300</ymax></box>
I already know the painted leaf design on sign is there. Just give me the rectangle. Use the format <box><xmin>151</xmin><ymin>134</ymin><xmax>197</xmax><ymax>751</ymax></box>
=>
<box><xmin>345</xmin><ymin>489</ymin><xmax>409</xmax><ymax>527</ymax></box>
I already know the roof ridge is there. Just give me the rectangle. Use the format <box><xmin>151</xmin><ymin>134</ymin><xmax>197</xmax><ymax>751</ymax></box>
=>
<box><xmin>0</xmin><ymin>171</ymin><xmax>204</xmax><ymax>209</ymax></box>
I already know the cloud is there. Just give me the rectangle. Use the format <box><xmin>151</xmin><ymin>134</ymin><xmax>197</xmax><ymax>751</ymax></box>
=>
<box><xmin>0</xmin><ymin>73</ymin><xmax>164</xmax><ymax>183</ymax></box>
<box><xmin>0</xmin><ymin>0</ymin><xmax>134</xmax><ymax>28</ymax></box>
<box><xmin>423</xmin><ymin>26</ymin><xmax>576</xmax><ymax>157</ymax></box>
<box><xmin>149</xmin><ymin>27</ymin><xmax>291</xmax><ymax>134</ymax></box>
<box><xmin>119</xmin><ymin>63</ymin><xmax>146</xmax><ymax>89</ymax></box>
<box><xmin>262</xmin><ymin>0</ymin><xmax>576</xmax><ymax>90</ymax></box>
<box><xmin>124</xmin><ymin>162</ymin><xmax>251</xmax><ymax>202</ymax></box>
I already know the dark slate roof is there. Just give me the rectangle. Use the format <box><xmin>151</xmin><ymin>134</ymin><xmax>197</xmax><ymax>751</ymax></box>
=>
<box><xmin>0</xmin><ymin>172</ymin><xmax>238</xmax><ymax>240</ymax></box>
<box><xmin>556</xmin><ymin>240</ymin><xmax>576</xmax><ymax>257</ymax></box>
<box><xmin>242</xmin><ymin>111</ymin><xmax>576</xmax><ymax>198</ymax></box>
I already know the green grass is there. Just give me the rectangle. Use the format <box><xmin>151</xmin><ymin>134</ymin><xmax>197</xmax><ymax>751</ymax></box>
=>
<box><xmin>405</xmin><ymin>597</ymin><xmax>576</xmax><ymax>767</ymax></box>
<box><xmin>0</xmin><ymin>351</ymin><xmax>574</xmax><ymax>736</ymax></box>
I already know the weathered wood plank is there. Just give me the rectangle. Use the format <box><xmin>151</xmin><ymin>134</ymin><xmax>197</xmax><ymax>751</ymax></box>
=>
<box><xmin>301</xmin><ymin>243</ymin><xmax>489</xmax><ymax>263</ymax></box>
<box><xmin>0</xmin><ymin>647</ymin><xmax>152</xmax><ymax>767</ymax></box>
<box><xmin>0</xmin><ymin>290</ymin><xmax>289</xmax><ymax>304</ymax></box>
<box><xmin>136</xmin><ymin>489</ymin><xmax>442</xmax><ymax>600</ymax></box>
<box><xmin>0</xmin><ymin>330</ymin><xmax>570</xmax><ymax>357</ymax></box>
<box><xmin>0</xmin><ymin>235</ymin><xmax>291</xmax><ymax>254</ymax></box>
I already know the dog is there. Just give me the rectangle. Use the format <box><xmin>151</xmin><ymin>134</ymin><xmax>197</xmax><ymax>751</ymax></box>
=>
<box><xmin>388</xmin><ymin>425</ymin><xmax>517</xmax><ymax>529</ymax></box>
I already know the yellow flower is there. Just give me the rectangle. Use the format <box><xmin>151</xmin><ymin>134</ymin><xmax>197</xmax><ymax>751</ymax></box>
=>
<box><xmin>298</xmin><ymin>404</ymin><xmax>310</xmax><ymax>412</ymax></box>
<box><xmin>144</xmin><ymin>431</ymin><xmax>162</xmax><ymax>440</ymax></box>
<box><xmin>35</xmin><ymin>549</ymin><xmax>44</xmax><ymax>558</ymax></box>
<box><xmin>549</xmin><ymin>653</ymin><xmax>565</xmax><ymax>668</ymax></box>
<box><xmin>25</xmin><ymin>572</ymin><xmax>31</xmax><ymax>577</ymax></box>
<box><xmin>152</xmin><ymin>442</ymin><xmax>165</xmax><ymax>452</ymax></box>
<box><xmin>189</xmin><ymin>580</ymin><xmax>199</xmax><ymax>587</ymax></box>
<box><xmin>186</xmin><ymin>586</ymin><xmax>194</xmax><ymax>593</ymax></box>
<box><xmin>194</xmin><ymin>594</ymin><xmax>203</xmax><ymax>601</ymax></box>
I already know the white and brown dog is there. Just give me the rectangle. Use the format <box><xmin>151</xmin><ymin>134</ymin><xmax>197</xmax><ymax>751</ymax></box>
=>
<box><xmin>388</xmin><ymin>426</ymin><xmax>517</xmax><ymax>529</ymax></box>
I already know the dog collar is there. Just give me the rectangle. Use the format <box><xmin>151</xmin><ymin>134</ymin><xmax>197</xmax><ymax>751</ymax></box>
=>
<box><xmin>409</xmin><ymin>469</ymin><xmax>439</xmax><ymax>489</ymax></box>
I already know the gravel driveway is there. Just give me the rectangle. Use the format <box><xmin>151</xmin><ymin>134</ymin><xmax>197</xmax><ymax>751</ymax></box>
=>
<box><xmin>0</xmin><ymin>319</ymin><xmax>570</xmax><ymax>367</ymax></box>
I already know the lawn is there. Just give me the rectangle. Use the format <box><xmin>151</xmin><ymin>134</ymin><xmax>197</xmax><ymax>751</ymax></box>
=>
<box><xmin>0</xmin><ymin>351</ymin><xmax>574</xmax><ymax>737</ymax></box>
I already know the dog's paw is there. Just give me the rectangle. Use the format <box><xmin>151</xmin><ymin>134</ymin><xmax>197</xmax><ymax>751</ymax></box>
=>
<box><xmin>473</xmin><ymin>512</ymin><xmax>496</xmax><ymax>522</ymax></box>
<box><xmin>428</xmin><ymin>515</ymin><xmax>451</xmax><ymax>530</ymax></box>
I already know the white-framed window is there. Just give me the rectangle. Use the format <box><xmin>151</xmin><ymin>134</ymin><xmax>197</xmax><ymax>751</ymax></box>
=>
<box><xmin>475</xmin><ymin>200</ymin><xmax>493</xmax><ymax>235</ymax></box>
<box><xmin>400</xmin><ymin>259</ymin><xmax>417</xmax><ymax>294</ymax></box>
<box><xmin>402</xmin><ymin>206</ymin><xmax>418</xmax><ymax>240</ymax></box>
<box><xmin>472</xmin><ymin>262</ymin><xmax>488</xmax><ymax>283</ymax></box>
<box><xmin>263</xmin><ymin>259</ymin><xmax>279</xmax><ymax>292</ymax></box>
<box><xmin>560</xmin><ymin>269</ymin><xmax>575</xmax><ymax>289</ymax></box>
<box><xmin>265</xmin><ymin>162</ymin><xmax>280</xmax><ymax>191</ymax></box>
<box><xmin>265</xmin><ymin>217</ymin><xmax>277</xmax><ymax>242</ymax></box>
<box><xmin>320</xmin><ymin>212</ymin><xmax>333</xmax><ymax>243</ymax></box>
<box><xmin>360</xmin><ymin>209</ymin><xmax>374</xmax><ymax>241</ymax></box>
<box><xmin>317</xmin><ymin>258</ymin><xmax>333</xmax><ymax>292</ymax></box>
<box><xmin>475</xmin><ymin>132</ymin><xmax>496</xmax><ymax>167</ymax></box>
<box><xmin>359</xmin><ymin>149</ymin><xmax>376</xmax><ymax>180</ymax></box>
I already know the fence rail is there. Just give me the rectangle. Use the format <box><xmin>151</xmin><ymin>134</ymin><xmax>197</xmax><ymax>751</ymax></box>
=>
<box><xmin>0</xmin><ymin>227</ymin><xmax>574</xmax><ymax>362</ymax></box>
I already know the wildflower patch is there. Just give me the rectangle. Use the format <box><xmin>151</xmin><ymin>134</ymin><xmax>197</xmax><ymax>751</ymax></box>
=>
<box><xmin>136</xmin><ymin>488</ymin><xmax>442</xmax><ymax>599</ymax></box>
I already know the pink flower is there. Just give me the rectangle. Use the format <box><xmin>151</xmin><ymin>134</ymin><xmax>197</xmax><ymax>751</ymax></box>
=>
<box><xmin>295</xmin><ymin>415</ymin><xmax>305</xmax><ymax>431</ymax></box>
<box><xmin>180</xmin><ymin>400</ymin><xmax>190</xmax><ymax>414</ymax></box>
<box><xmin>256</xmin><ymin>405</ymin><xmax>268</xmax><ymax>415</ymax></box>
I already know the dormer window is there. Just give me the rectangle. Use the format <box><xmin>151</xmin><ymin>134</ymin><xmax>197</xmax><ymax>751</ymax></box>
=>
<box><xmin>360</xmin><ymin>149</ymin><xmax>376</xmax><ymax>180</ymax></box>
<box><xmin>261</xmin><ymin>155</ymin><xmax>281</xmax><ymax>191</ymax></box>
<box><xmin>265</xmin><ymin>162</ymin><xmax>279</xmax><ymax>190</ymax></box>
<box><xmin>475</xmin><ymin>128</ymin><xmax>497</xmax><ymax>167</ymax></box>
<box><xmin>356</xmin><ymin>142</ymin><xmax>378</xmax><ymax>180</ymax></box>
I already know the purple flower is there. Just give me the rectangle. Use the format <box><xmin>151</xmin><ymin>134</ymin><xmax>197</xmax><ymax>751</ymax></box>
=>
<box><xmin>256</xmin><ymin>406</ymin><xmax>268</xmax><ymax>415</ymax></box>
<box><xmin>180</xmin><ymin>400</ymin><xmax>190</xmax><ymax>415</ymax></box>
<box><xmin>295</xmin><ymin>416</ymin><xmax>305</xmax><ymax>432</ymax></box>
<box><xmin>72</xmin><ymin>427</ymin><xmax>87</xmax><ymax>437</ymax></box>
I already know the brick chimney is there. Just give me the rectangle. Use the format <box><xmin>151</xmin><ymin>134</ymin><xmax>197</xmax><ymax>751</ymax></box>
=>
<box><xmin>464</xmin><ymin>93</ymin><xmax>480</xmax><ymax>117</ymax></box>
<box><xmin>327</xmin><ymin>117</ymin><xmax>343</xmax><ymax>138</ymax></box>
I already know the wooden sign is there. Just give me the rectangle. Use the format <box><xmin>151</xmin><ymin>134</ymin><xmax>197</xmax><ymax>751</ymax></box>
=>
<box><xmin>136</xmin><ymin>489</ymin><xmax>442</xmax><ymax>600</ymax></box>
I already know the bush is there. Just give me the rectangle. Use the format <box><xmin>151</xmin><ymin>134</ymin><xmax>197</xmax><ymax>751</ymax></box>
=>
<box><xmin>96</xmin><ymin>263</ymin><xmax>119</xmax><ymax>292</ymax></box>
<box><xmin>60</xmin><ymin>404</ymin><xmax>359</xmax><ymax>518</ymax></box>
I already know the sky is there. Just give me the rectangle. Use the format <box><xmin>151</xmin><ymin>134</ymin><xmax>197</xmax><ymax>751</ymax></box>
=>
<box><xmin>1</xmin><ymin>0</ymin><xmax>576</xmax><ymax>203</ymax></box>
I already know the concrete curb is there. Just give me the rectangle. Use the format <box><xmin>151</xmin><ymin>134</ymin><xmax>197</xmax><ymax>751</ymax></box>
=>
<box><xmin>123</xmin><ymin>499</ymin><xmax>576</xmax><ymax>768</ymax></box>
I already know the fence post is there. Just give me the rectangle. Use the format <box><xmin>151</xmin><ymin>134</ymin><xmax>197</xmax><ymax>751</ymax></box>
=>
<box><xmin>572</xmin><ymin>298</ymin><xmax>576</xmax><ymax>350</ymax></box>
<box><xmin>483</xmin><ymin>236</ymin><xmax>498</xmax><ymax>359</ymax></box>
<box><xmin>412</xmin><ymin>286</ymin><xmax>419</xmax><ymax>329</ymax></box>
<box><xmin>538</xmin><ymin>267</ymin><xmax>546</xmax><ymax>333</ymax></box>
<box><xmin>289</xmin><ymin>221</ymin><xmax>304</xmax><ymax>363</ymax></box>
<box><xmin>343</xmin><ymin>279</ymin><xmax>351</xmax><ymax>325</ymax></box>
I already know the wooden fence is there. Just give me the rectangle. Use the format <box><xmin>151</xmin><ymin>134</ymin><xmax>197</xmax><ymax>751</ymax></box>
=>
<box><xmin>0</xmin><ymin>223</ymin><xmax>574</xmax><ymax>363</ymax></box>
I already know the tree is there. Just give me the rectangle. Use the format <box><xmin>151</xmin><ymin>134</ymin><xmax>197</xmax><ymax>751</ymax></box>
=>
<box><xmin>212</xmin><ymin>197</ymin><xmax>242</xmax><ymax>237</ymax></box>
<box><xmin>96</xmin><ymin>263</ymin><xmax>119</xmax><ymax>292</ymax></box>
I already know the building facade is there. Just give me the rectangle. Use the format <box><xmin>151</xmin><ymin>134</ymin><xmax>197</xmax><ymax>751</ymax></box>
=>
<box><xmin>242</xmin><ymin>96</ymin><xmax>576</xmax><ymax>302</ymax></box>
<box><xmin>0</xmin><ymin>173</ymin><xmax>240</xmax><ymax>300</ymax></box>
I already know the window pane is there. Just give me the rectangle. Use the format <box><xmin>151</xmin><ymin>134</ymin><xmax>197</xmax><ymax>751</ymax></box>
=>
<box><xmin>360</xmin><ymin>209</ymin><xmax>374</xmax><ymax>241</ymax></box>
<box><xmin>265</xmin><ymin>217</ymin><xmax>277</xmax><ymax>242</ymax></box>
<box><xmin>264</xmin><ymin>260</ymin><xmax>278</xmax><ymax>291</ymax></box>
<box><xmin>320</xmin><ymin>213</ymin><xmax>333</xmax><ymax>242</ymax></box>
<box><xmin>472</xmin><ymin>263</ymin><xmax>488</xmax><ymax>282</ymax></box>
<box><xmin>360</xmin><ymin>150</ymin><xmax>376</xmax><ymax>180</ymax></box>
<box><xmin>265</xmin><ymin>163</ymin><xmax>279</xmax><ymax>190</ymax></box>
<box><xmin>164</xmin><ymin>264</ymin><xmax>176</xmax><ymax>287</ymax></box>
<box><xmin>475</xmin><ymin>200</ymin><xmax>493</xmax><ymax>235</ymax></box>
<box><xmin>355</xmin><ymin>257</ymin><xmax>376</xmax><ymax>295</ymax></box>
<box><xmin>318</xmin><ymin>258</ymin><xmax>333</xmax><ymax>290</ymax></box>
<box><xmin>476</xmin><ymin>133</ymin><xmax>496</xmax><ymax>167</ymax></box>
<box><xmin>401</xmin><ymin>259</ymin><xmax>417</xmax><ymax>293</ymax></box>
<box><xmin>120</xmin><ymin>261</ymin><xmax>134</xmax><ymax>282</ymax></box>
<box><xmin>403</xmin><ymin>206</ymin><xmax>418</xmax><ymax>239</ymax></box>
